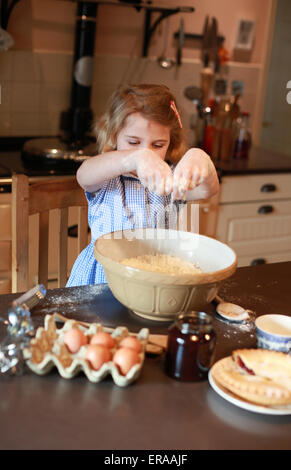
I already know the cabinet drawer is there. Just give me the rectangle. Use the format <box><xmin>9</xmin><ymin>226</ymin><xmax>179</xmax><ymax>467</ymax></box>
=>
<box><xmin>220</xmin><ymin>173</ymin><xmax>291</xmax><ymax>203</ymax></box>
<box><xmin>237</xmin><ymin>251</ymin><xmax>291</xmax><ymax>267</ymax></box>
<box><xmin>227</xmin><ymin>237</ymin><xmax>291</xmax><ymax>258</ymax></box>
<box><xmin>216</xmin><ymin>199</ymin><xmax>291</xmax><ymax>243</ymax></box>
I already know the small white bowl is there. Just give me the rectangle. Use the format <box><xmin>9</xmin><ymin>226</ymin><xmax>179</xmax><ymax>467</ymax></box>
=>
<box><xmin>255</xmin><ymin>314</ymin><xmax>291</xmax><ymax>353</ymax></box>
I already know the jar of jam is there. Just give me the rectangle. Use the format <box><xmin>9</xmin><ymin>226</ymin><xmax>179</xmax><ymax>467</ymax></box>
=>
<box><xmin>164</xmin><ymin>311</ymin><xmax>216</xmax><ymax>381</ymax></box>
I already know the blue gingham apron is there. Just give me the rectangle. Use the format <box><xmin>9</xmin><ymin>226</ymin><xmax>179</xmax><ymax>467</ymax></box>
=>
<box><xmin>66</xmin><ymin>173</ymin><xmax>184</xmax><ymax>286</ymax></box>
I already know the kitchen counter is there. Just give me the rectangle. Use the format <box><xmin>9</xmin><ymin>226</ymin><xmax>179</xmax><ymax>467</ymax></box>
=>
<box><xmin>0</xmin><ymin>137</ymin><xmax>81</xmax><ymax>185</ymax></box>
<box><xmin>0</xmin><ymin>262</ymin><xmax>291</xmax><ymax>450</ymax></box>
<box><xmin>216</xmin><ymin>146</ymin><xmax>291</xmax><ymax>176</ymax></box>
<box><xmin>0</xmin><ymin>150</ymin><xmax>79</xmax><ymax>179</ymax></box>
<box><xmin>1</xmin><ymin>138</ymin><xmax>291</xmax><ymax>186</ymax></box>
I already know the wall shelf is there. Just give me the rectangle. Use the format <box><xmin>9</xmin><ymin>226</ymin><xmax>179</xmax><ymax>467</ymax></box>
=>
<box><xmin>61</xmin><ymin>1</ymin><xmax>195</xmax><ymax>57</ymax></box>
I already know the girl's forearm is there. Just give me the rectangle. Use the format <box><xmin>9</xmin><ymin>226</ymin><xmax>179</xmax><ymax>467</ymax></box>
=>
<box><xmin>76</xmin><ymin>150</ymin><xmax>137</xmax><ymax>192</ymax></box>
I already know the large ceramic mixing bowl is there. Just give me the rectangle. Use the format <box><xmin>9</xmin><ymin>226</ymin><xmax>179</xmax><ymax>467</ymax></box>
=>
<box><xmin>94</xmin><ymin>228</ymin><xmax>237</xmax><ymax>321</ymax></box>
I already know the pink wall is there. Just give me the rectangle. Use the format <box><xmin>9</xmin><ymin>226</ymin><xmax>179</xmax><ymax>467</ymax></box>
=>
<box><xmin>8</xmin><ymin>0</ymin><xmax>272</xmax><ymax>63</ymax></box>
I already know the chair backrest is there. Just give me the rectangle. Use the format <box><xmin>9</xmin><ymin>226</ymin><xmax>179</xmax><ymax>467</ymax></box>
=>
<box><xmin>12</xmin><ymin>174</ymin><xmax>88</xmax><ymax>293</ymax></box>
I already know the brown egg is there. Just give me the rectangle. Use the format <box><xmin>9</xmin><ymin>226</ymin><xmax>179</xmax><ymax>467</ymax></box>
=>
<box><xmin>113</xmin><ymin>347</ymin><xmax>140</xmax><ymax>376</ymax></box>
<box><xmin>90</xmin><ymin>331</ymin><xmax>115</xmax><ymax>349</ymax></box>
<box><xmin>119</xmin><ymin>336</ymin><xmax>142</xmax><ymax>353</ymax></box>
<box><xmin>85</xmin><ymin>344</ymin><xmax>111</xmax><ymax>371</ymax></box>
<box><xmin>63</xmin><ymin>327</ymin><xmax>88</xmax><ymax>354</ymax></box>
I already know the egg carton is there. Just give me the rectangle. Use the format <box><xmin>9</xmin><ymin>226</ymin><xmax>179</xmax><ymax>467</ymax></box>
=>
<box><xmin>23</xmin><ymin>314</ymin><xmax>149</xmax><ymax>387</ymax></box>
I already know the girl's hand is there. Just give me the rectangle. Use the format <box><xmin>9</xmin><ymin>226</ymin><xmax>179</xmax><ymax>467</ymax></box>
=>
<box><xmin>172</xmin><ymin>148</ymin><xmax>212</xmax><ymax>200</ymax></box>
<box><xmin>125</xmin><ymin>149</ymin><xmax>173</xmax><ymax>195</ymax></box>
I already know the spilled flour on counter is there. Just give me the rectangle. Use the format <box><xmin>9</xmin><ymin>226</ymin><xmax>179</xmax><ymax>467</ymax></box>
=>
<box><xmin>216</xmin><ymin>309</ymin><xmax>256</xmax><ymax>345</ymax></box>
<box><xmin>40</xmin><ymin>284</ymin><xmax>109</xmax><ymax>314</ymax></box>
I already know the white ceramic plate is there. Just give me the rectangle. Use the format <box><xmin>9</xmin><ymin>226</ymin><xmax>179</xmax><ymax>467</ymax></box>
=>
<box><xmin>208</xmin><ymin>369</ymin><xmax>291</xmax><ymax>415</ymax></box>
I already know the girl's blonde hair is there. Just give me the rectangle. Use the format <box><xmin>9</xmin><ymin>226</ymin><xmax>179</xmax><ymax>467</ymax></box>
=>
<box><xmin>94</xmin><ymin>84</ymin><xmax>186</xmax><ymax>164</ymax></box>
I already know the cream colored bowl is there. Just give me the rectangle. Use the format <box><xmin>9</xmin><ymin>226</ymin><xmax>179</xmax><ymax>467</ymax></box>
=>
<box><xmin>94</xmin><ymin>228</ymin><xmax>237</xmax><ymax>321</ymax></box>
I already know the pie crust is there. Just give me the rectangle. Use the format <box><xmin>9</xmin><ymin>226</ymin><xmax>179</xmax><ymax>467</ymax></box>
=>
<box><xmin>211</xmin><ymin>349</ymin><xmax>291</xmax><ymax>406</ymax></box>
<box><xmin>233</xmin><ymin>349</ymin><xmax>291</xmax><ymax>389</ymax></box>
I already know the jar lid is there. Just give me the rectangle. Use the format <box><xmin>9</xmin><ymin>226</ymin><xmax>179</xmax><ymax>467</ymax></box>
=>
<box><xmin>175</xmin><ymin>311</ymin><xmax>213</xmax><ymax>334</ymax></box>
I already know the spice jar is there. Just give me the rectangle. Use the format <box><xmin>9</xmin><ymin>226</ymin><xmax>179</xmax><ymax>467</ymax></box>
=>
<box><xmin>164</xmin><ymin>311</ymin><xmax>216</xmax><ymax>381</ymax></box>
<box><xmin>232</xmin><ymin>111</ymin><xmax>251</xmax><ymax>159</ymax></box>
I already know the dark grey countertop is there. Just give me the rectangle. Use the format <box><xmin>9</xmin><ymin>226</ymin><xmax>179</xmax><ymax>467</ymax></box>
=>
<box><xmin>216</xmin><ymin>146</ymin><xmax>291</xmax><ymax>176</ymax></box>
<box><xmin>0</xmin><ymin>262</ymin><xmax>291</xmax><ymax>450</ymax></box>
<box><xmin>0</xmin><ymin>142</ymin><xmax>291</xmax><ymax>188</ymax></box>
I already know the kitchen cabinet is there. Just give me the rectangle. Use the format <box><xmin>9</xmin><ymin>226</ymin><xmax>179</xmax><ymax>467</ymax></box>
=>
<box><xmin>215</xmin><ymin>173</ymin><xmax>291</xmax><ymax>267</ymax></box>
<box><xmin>187</xmin><ymin>172</ymin><xmax>291</xmax><ymax>267</ymax></box>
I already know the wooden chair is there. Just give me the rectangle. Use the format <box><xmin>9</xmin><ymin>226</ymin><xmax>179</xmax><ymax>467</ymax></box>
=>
<box><xmin>12</xmin><ymin>174</ymin><xmax>88</xmax><ymax>293</ymax></box>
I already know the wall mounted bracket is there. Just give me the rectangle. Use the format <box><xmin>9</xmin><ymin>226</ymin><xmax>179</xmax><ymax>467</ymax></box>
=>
<box><xmin>62</xmin><ymin>1</ymin><xmax>194</xmax><ymax>57</ymax></box>
<box><xmin>141</xmin><ymin>3</ymin><xmax>194</xmax><ymax>57</ymax></box>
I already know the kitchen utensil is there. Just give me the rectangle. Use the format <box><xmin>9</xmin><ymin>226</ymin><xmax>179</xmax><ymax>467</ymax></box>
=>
<box><xmin>200</xmin><ymin>16</ymin><xmax>216</xmax><ymax>105</ymax></box>
<box><xmin>214</xmin><ymin>78</ymin><xmax>227</xmax><ymax>96</ymax></box>
<box><xmin>211</xmin><ymin>101</ymin><xmax>225</xmax><ymax>160</ymax></box>
<box><xmin>233</xmin><ymin>112</ymin><xmax>251</xmax><ymax>160</ymax></box>
<box><xmin>219</xmin><ymin>105</ymin><xmax>232</xmax><ymax>161</ymax></box>
<box><xmin>200</xmin><ymin>68</ymin><xmax>214</xmax><ymax>106</ymax></box>
<box><xmin>176</xmin><ymin>18</ymin><xmax>184</xmax><ymax>66</ymax></box>
<box><xmin>184</xmin><ymin>86</ymin><xmax>203</xmax><ymax>104</ymax></box>
<box><xmin>158</xmin><ymin>17</ymin><xmax>174</xmax><ymax>69</ymax></box>
<box><xmin>214</xmin><ymin>293</ymin><xmax>254</xmax><ymax>322</ymax></box>
<box><xmin>212</xmin><ymin>17</ymin><xmax>220</xmax><ymax>74</ymax></box>
<box><xmin>229</xmin><ymin>93</ymin><xmax>240</xmax><ymax>120</ymax></box>
<box><xmin>216</xmin><ymin>302</ymin><xmax>250</xmax><ymax>322</ymax></box>
<box><xmin>210</xmin><ymin>97</ymin><xmax>238</xmax><ymax>161</ymax></box>
<box><xmin>201</xmin><ymin>15</ymin><xmax>210</xmax><ymax>67</ymax></box>
<box><xmin>22</xmin><ymin>137</ymin><xmax>95</xmax><ymax>167</ymax></box>
<box><xmin>184</xmin><ymin>85</ymin><xmax>206</xmax><ymax>147</ymax></box>
<box><xmin>200</xmin><ymin>16</ymin><xmax>212</xmax><ymax>95</ymax></box>
<box><xmin>184</xmin><ymin>86</ymin><xmax>204</xmax><ymax>140</ymax></box>
<box><xmin>94</xmin><ymin>228</ymin><xmax>237</xmax><ymax>322</ymax></box>
<box><xmin>200</xmin><ymin>17</ymin><xmax>221</xmax><ymax>105</ymax></box>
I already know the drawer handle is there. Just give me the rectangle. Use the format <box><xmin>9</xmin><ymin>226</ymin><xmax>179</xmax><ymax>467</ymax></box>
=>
<box><xmin>251</xmin><ymin>258</ymin><xmax>266</xmax><ymax>266</ymax></box>
<box><xmin>260</xmin><ymin>183</ymin><xmax>277</xmax><ymax>193</ymax></box>
<box><xmin>258</xmin><ymin>205</ymin><xmax>274</xmax><ymax>214</ymax></box>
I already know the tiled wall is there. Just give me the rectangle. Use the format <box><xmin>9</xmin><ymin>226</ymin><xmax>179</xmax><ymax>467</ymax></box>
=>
<box><xmin>0</xmin><ymin>50</ymin><xmax>71</xmax><ymax>136</ymax></box>
<box><xmin>0</xmin><ymin>50</ymin><xmax>261</xmax><ymax>146</ymax></box>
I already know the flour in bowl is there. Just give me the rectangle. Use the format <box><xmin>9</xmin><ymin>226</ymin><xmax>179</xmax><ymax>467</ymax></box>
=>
<box><xmin>120</xmin><ymin>254</ymin><xmax>201</xmax><ymax>275</ymax></box>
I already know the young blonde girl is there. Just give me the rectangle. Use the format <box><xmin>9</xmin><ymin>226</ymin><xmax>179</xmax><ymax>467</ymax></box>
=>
<box><xmin>67</xmin><ymin>84</ymin><xmax>219</xmax><ymax>286</ymax></box>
